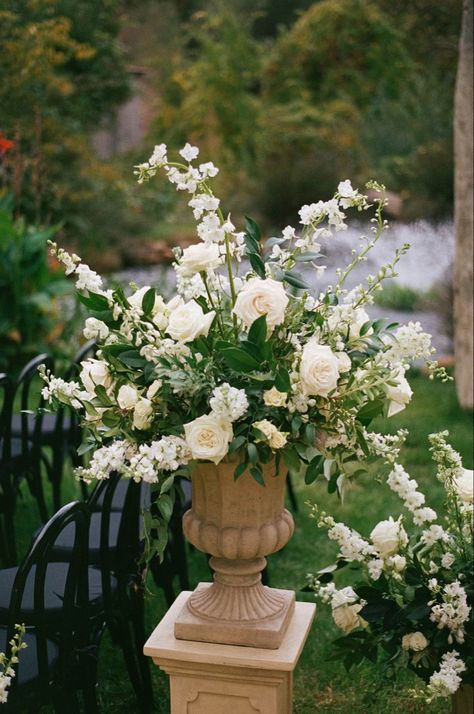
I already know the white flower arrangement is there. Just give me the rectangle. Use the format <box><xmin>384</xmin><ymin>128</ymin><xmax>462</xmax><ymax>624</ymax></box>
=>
<box><xmin>307</xmin><ymin>432</ymin><xmax>473</xmax><ymax>703</ymax></box>
<box><xmin>41</xmin><ymin>142</ymin><xmax>449</xmax><ymax>556</ymax></box>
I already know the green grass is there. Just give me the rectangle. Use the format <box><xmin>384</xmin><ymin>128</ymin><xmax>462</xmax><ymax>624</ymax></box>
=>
<box><xmin>13</xmin><ymin>373</ymin><xmax>472</xmax><ymax>713</ymax></box>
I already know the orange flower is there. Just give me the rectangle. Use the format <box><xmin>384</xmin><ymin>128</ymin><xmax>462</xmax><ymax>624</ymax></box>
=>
<box><xmin>0</xmin><ymin>133</ymin><xmax>14</xmax><ymax>154</ymax></box>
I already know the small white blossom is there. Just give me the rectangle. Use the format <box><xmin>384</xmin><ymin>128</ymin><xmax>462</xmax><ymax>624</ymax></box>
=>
<box><xmin>209</xmin><ymin>383</ymin><xmax>249</xmax><ymax>422</ymax></box>
<box><xmin>179</xmin><ymin>142</ymin><xmax>199</xmax><ymax>162</ymax></box>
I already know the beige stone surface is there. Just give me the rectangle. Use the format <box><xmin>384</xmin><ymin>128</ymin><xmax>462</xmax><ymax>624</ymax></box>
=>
<box><xmin>144</xmin><ymin>592</ymin><xmax>316</xmax><ymax>714</ymax></box>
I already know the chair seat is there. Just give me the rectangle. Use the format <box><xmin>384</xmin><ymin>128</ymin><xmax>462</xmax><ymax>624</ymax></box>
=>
<box><xmin>0</xmin><ymin>563</ymin><xmax>112</xmax><ymax>621</ymax></box>
<box><xmin>0</xmin><ymin>629</ymin><xmax>58</xmax><ymax>688</ymax></box>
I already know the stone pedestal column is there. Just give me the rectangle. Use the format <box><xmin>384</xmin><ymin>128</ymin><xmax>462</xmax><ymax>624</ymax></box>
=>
<box><xmin>144</xmin><ymin>591</ymin><xmax>316</xmax><ymax>714</ymax></box>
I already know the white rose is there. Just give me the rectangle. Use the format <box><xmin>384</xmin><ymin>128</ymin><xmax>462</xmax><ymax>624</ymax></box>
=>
<box><xmin>253</xmin><ymin>420</ymin><xmax>287</xmax><ymax>449</ymax></box>
<box><xmin>147</xmin><ymin>380</ymin><xmax>162</xmax><ymax>400</ymax></box>
<box><xmin>233</xmin><ymin>278</ymin><xmax>289</xmax><ymax>332</ymax></box>
<box><xmin>184</xmin><ymin>414</ymin><xmax>233</xmax><ymax>464</ymax></box>
<box><xmin>177</xmin><ymin>243</ymin><xmax>222</xmax><ymax>277</ymax></box>
<box><xmin>389</xmin><ymin>555</ymin><xmax>407</xmax><ymax>572</ymax></box>
<box><xmin>117</xmin><ymin>384</ymin><xmax>139</xmax><ymax>410</ymax></box>
<box><xmin>455</xmin><ymin>468</ymin><xmax>473</xmax><ymax>504</ymax></box>
<box><xmin>80</xmin><ymin>359</ymin><xmax>113</xmax><ymax>396</ymax></box>
<box><xmin>335</xmin><ymin>351</ymin><xmax>351</xmax><ymax>373</ymax></box>
<box><xmin>166</xmin><ymin>301</ymin><xmax>215</xmax><ymax>342</ymax></box>
<box><xmin>402</xmin><ymin>632</ymin><xmax>429</xmax><ymax>652</ymax></box>
<box><xmin>387</xmin><ymin>369</ymin><xmax>413</xmax><ymax>417</ymax></box>
<box><xmin>263</xmin><ymin>387</ymin><xmax>288</xmax><ymax>407</ymax></box>
<box><xmin>300</xmin><ymin>340</ymin><xmax>340</xmax><ymax>396</ymax></box>
<box><xmin>83</xmin><ymin>317</ymin><xmax>109</xmax><ymax>341</ymax></box>
<box><xmin>370</xmin><ymin>517</ymin><xmax>408</xmax><ymax>558</ymax></box>
<box><xmin>132</xmin><ymin>398</ymin><xmax>153</xmax><ymax>430</ymax></box>
<box><xmin>332</xmin><ymin>603</ymin><xmax>366</xmax><ymax>633</ymax></box>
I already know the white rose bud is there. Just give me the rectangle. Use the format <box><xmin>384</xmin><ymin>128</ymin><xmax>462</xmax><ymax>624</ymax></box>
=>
<box><xmin>300</xmin><ymin>339</ymin><xmax>340</xmax><ymax>396</ymax></box>
<box><xmin>387</xmin><ymin>368</ymin><xmax>413</xmax><ymax>417</ymax></box>
<box><xmin>332</xmin><ymin>603</ymin><xmax>366</xmax><ymax>633</ymax></box>
<box><xmin>454</xmin><ymin>468</ymin><xmax>473</xmax><ymax>504</ymax></box>
<box><xmin>147</xmin><ymin>380</ymin><xmax>162</xmax><ymax>400</ymax></box>
<box><xmin>132</xmin><ymin>398</ymin><xmax>153</xmax><ymax>430</ymax></box>
<box><xmin>233</xmin><ymin>278</ymin><xmax>289</xmax><ymax>332</ymax></box>
<box><xmin>177</xmin><ymin>243</ymin><xmax>222</xmax><ymax>277</ymax></box>
<box><xmin>166</xmin><ymin>301</ymin><xmax>215</xmax><ymax>343</ymax></box>
<box><xmin>83</xmin><ymin>317</ymin><xmax>109</xmax><ymax>341</ymax></box>
<box><xmin>117</xmin><ymin>384</ymin><xmax>139</xmax><ymax>410</ymax></box>
<box><xmin>389</xmin><ymin>555</ymin><xmax>407</xmax><ymax>573</ymax></box>
<box><xmin>80</xmin><ymin>359</ymin><xmax>113</xmax><ymax>396</ymax></box>
<box><xmin>335</xmin><ymin>351</ymin><xmax>351</xmax><ymax>373</ymax></box>
<box><xmin>253</xmin><ymin>420</ymin><xmax>287</xmax><ymax>449</ymax></box>
<box><xmin>402</xmin><ymin>632</ymin><xmax>429</xmax><ymax>652</ymax></box>
<box><xmin>370</xmin><ymin>517</ymin><xmax>408</xmax><ymax>558</ymax></box>
<box><xmin>184</xmin><ymin>414</ymin><xmax>233</xmax><ymax>464</ymax></box>
<box><xmin>263</xmin><ymin>387</ymin><xmax>288</xmax><ymax>407</ymax></box>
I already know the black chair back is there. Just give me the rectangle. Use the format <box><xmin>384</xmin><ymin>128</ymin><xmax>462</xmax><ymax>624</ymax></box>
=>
<box><xmin>4</xmin><ymin>501</ymin><xmax>90</xmax><ymax>710</ymax></box>
<box><xmin>0</xmin><ymin>374</ymin><xmax>14</xmax><ymax>565</ymax></box>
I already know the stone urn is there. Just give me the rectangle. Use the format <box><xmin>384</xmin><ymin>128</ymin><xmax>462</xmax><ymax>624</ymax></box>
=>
<box><xmin>452</xmin><ymin>684</ymin><xmax>473</xmax><ymax>714</ymax></box>
<box><xmin>174</xmin><ymin>458</ymin><xmax>295</xmax><ymax>649</ymax></box>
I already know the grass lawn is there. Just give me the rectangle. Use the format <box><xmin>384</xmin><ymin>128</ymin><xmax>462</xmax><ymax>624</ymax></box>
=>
<box><xmin>14</xmin><ymin>372</ymin><xmax>473</xmax><ymax>713</ymax></box>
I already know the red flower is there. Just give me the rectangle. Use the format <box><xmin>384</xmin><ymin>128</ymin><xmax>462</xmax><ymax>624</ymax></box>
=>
<box><xmin>0</xmin><ymin>133</ymin><xmax>14</xmax><ymax>154</ymax></box>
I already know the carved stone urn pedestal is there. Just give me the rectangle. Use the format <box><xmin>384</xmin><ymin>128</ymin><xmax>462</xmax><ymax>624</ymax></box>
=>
<box><xmin>174</xmin><ymin>459</ymin><xmax>296</xmax><ymax>649</ymax></box>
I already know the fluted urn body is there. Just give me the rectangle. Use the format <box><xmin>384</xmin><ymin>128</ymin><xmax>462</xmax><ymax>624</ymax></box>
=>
<box><xmin>174</xmin><ymin>458</ymin><xmax>296</xmax><ymax>649</ymax></box>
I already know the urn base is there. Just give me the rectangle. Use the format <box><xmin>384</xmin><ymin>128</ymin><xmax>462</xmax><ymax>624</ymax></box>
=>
<box><xmin>174</xmin><ymin>581</ymin><xmax>296</xmax><ymax>649</ymax></box>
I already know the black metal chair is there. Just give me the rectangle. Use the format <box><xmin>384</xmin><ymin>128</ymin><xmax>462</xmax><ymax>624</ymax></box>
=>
<box><xmin>0</xmin><ymin>373</ymin><xmax>15</xmax><ymax>565</ymax></box>
<box><xmin>0</xmin><ymin>501</ymin><xmax>97</xmax><ymax>713</ymax></box>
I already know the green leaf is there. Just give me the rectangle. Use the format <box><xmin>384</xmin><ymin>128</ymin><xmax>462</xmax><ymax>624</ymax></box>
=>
<box><xmin>357</xmin><ymin>399</ymin><xmax>384</xmax><ymax>426</ymax></box>
<box><xmin>294</xmin><ymin>251</ymin><xmax>322</xmax><ymax>262</ymax></box>
<box><xmin>244</xmin><ymin>215</ymin><xmax>261</xmax><ymax>243</ymax></box>
<box><xmin>234</xmin><ymin>461</ymin><xmax>248</xmax><ymax>480</ymax></box>
<box><xmin>228</xmin><ymin>435</ymin><xmax>246</xmax><ymax>453</ymax></box>
<box><xmin>248</xmin><ymin>315</ymin><xmax>267</xmax><ymax>345</ymax></box>
<box><xmin>160</xmin><ymin>476</ymin><xmax>175</xmax><ymax>495</ymax></box>
<box><xmin>118</xmin><ymin>351</ymin><xmax>147</xmax><ymax>368</ymax></box>
<box><xmin>77</xmin><ymin>292</ymin><xmax>110</xmax><ymax>311</ymax></box>
<box><xmin>250</xmin><ymin>465</ymin><xmax>265</xmax><ymax>486</ymax></box>
<box><xmin>157</xmin><ymin>494</ymin><xmax>173</xmax><ymax>522</ymax></box>
<box><xmin>305</xmin><ymin>455</ymin><xmax>324</xmax><ymax>484</ymax></box>
<box><xmin>283</xmin><ymin>270</ymin><xmax>309</xmax><ymax>289</ymax></box>
<box><xmin>142</xmin><ymin>287</ymin><xmax>156</xmax><ymax>315</ymax></box>
<box><xmin>274</xmin><ymin>367</ymin><xmax>291</xmax><ymax>392</ymax></box>
<box><xmin>221</xmin><ymin>347</ymin><xmax>260</xmax><ymax>372</ymax></box>
<box><xmin>249</xmin><ymin>253</ymin><xmax>266</xmax><ymax>279</ymax></box>
<box><xmin>247</xmin><ymin>442</ymin><xmax>258</xmax><ymax>465</ymax></box>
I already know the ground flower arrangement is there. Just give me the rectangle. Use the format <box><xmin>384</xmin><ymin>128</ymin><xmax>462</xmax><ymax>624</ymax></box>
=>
<box><xmin>41</xmin><ymin>142</ymin><xmax>448</xmax><ymax>558</ymax></box>
<box><xmin>308</xmin><ymin>432</ymin><xmax>473</xmax><ymax>703</ymax></box>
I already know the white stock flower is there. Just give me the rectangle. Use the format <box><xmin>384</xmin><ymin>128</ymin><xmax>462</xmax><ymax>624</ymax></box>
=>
<box><xmin>149</xmin><ymin>143</ymin><xmax>168</xmax><ymax>166</ymax></box>
<box><xmin>75</xmin><ymin>264</ymin><xmax>103</xmax><ymax>292</ymax></box>
<box><xmin>387</xmin><ymin>368</ymin><xmax>413</xmax><ymax>417</ymax></box>
<box><xmin>370</xmin><ymin>517</ymin><xmax>408</xmax><ymax>557</ymax></box>
<box><xmin>188</xmin><ymin>194</ymin><xmax>220</xmax><ymax>219</ymax></box>
<box><xmin>300</xmin><ymin>340</ymin><xmax>340</xmax><ymax>396</ymax></box>
<box><xmin>179</xmin><ymin>142</ymin><xmax>199</xmax><ymax>162</ymax></box>
<box><xmin>454</xmin><ymin>468</ymin><xmax>473</xmax><ymax>504</ymax></box>
<box><xmin>177</xmin><ymin>243</ymin><xmax>222</xmax><ymax>277</ymax></box>
<box><xmin>199</xmin><ymin>161</ymin><xmax>219</xmax><ymax>178</ymax></box>
<box><xmin>335</xmin><ymin>351</ymin><xmax>351</xmax><ymax>373</ymax></box>
<box><xmin>253</xmin><ymin>420</ymin><xmax>287</xmax><ymax>450</ymax></box>
<box><xmin>117</xmin><ymin>385</ymin><xmax>139</xmax><ymax>410</ymax></box>
<box><xmin>426</xmin><ymin>651</ymin><xmax>466</xmax><ymax>701</ymax></box>
<box><xmin>209</xmin><ymin>383</ymin><xmax>248</xmax><ymax>422</ymax></box>
<box><xmin>80</xmin><ymin>359</ymin><xmax>113</xmax><ymax>395</ymax></box>
<box><xmin>184</xmin><ymin>414</ymin><xmax>233</xmax><ymax>464</ymax></box>
<box><xmin>402</xmin><ymin>632</ymin><xmax>429</xmax><ymax>651</ymax></box>
<box><xmin>132</xmin><ymin>398</ymin><xmax>153</xmax><ymax>430</ymax></box>
<box><xmin>83</xmin><ymin>317</ymin><xmax>109</xmax><ymax>341</ymax></box>
<box><xmin>263</xmin><ymin>387</ymin><xmax>288</xmax><ymax>407</ymax></box>
<box><xmin>166</xmin><ymin>301</ymin><xmax>215</xmax><ymax>342</ymax></box>
<box><xmin>233</xmin><ymin>278</ymin><xmax>289</xmax><ymax>332</ymax></box>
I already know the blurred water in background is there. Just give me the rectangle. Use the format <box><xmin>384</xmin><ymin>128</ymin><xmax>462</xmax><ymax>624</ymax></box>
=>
<box><xmin>113</xmin><ymin>220</ymin><xmax>455</xmax><ymax>355</ymax></box>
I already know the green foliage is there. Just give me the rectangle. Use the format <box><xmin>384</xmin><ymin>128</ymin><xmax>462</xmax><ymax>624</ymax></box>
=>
<box><xmin>0</xmin><ymin>196</ymin><xmax>79</xmax><ymax>371</ymax></box>
<box><xmin>374</xmin><ymin>283</ymin><xmax>423</xmax><ymax>312</ymax></box>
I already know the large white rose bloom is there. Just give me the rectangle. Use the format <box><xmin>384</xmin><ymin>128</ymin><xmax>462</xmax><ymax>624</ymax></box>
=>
<box><xmin>454</xmin><ymin>468</ymin><xmax>473</xmax><ymax>504</ymax></box>
<box><xmin>402</xmin><ymin>632</ymin><xmax>429</xmax><ymax>652</ymax></box>
<box><xmin>177</xmin><ymin>243</ymin><xmax>222</xmax><ymax>277</ymax></box>
<box><xmin>184</xmin><ymin>414</ymin><xmax>233</xmax><ymax>464</ymax></box>
<box><xmin>233</xmin><ymin>278</ymin><xmax>289</xmax><ymax>331</ymax></box>
<box><xmin>370</xmin><ymin>517</ymin><xmax>408</xmax><ymax>557</ymax></box>
<box><xmin>117</xmin><ymin>384</ymin><xmax>139</xmax><ymax>410</ymax></box>
<box><xmin>80</xmin><ymin>359</ymin><xmax>113</xmax><ymax>396</ymax></box>
<box><xmin>166</xmin><ymin>301</ymin><xmax>215</xmax><ymax>342</ymax></box>
<box><xmin>300</xmin><ymin>340</ymin><xmax>340</xmax><ymax>396</ymax></box>
<box><xmin>387</xmin><ymin>368</ymin><xmax>413</xmax><ymax>417</ymax></box>
<box><xmin>132</xmin><ymin>398</ymin><xmax>153</xmax><ymax>430</ymax></box>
